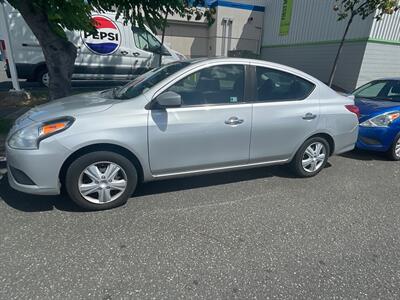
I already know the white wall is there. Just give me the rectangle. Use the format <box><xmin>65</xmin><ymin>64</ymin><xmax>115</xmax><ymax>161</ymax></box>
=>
<box><xmin>357</xmin><ymin>42</ymin><xmax>400</xmax><ymax>88</ymax></box>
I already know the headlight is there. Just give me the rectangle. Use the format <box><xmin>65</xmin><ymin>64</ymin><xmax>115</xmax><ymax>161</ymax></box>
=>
<box><xmin>8</xmin><ymin>117</ymin><xmax>74</xmax><ymax>150</ymax></box>
<box><xmin>360</xmin><ymin>112</ymin><xmax>400</xmax><ymax>128</ymax></box>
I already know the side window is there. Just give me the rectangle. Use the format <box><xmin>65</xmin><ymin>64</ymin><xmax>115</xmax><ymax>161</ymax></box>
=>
<box><xmin>354</xmin><ymin>81</ymin><xmax>387</xmax><ymax>98</ymax></box>
<box><xmin>132</xmin><ymin>27</ymin><xmax>161</xmax><ymax>52</ymax></box>
<box><xmin>167</xmin><ymin>64</ymin><xmax>245</xmax><ymax>106</ymax></box>
<box><xmin>388</xmin><ymin>82</ymin><xmax>400</xmax><ymax>98</ymax></box>
<box><xmin>256</xmin><ymin>67</ymin><xmax>315</xmax><ymax>102</ymax></box>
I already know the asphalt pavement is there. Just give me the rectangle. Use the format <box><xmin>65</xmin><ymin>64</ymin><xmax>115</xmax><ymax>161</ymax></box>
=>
<box><xmin>0</xmin><ymin>150</ymin><xmax>399</xmax><ymax>299</ymax></box>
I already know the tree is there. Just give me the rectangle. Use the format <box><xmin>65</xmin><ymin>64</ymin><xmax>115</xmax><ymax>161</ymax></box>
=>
<box><xmin>329</xmin><ymin>0</ymin><xmax>399</xmax><ymax>87</ymax></box>
<box><xmin>6</xmin><ymin>0</ymin><xmax>214</xmax><ymax>100</ymax></box>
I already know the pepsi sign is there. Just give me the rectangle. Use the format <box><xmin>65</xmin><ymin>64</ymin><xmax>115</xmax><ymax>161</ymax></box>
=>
<box><xmin>81</xmin><ymin>15</ymin><xmax>121</xmax><ymax>55</ymax></box>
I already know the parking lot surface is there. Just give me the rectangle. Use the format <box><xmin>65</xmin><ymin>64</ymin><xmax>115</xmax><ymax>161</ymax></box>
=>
<box><xmin>0</xmin><ymin>151</ymin><xmax>399</xmax><ymax>299</ymax></box>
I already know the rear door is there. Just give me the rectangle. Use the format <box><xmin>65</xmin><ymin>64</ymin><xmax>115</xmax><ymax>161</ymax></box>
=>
<box><xmin>249</xmin><ymin>65</ymin><xmax>320</xmax><ymax>162</ymax></box>
<box><xmin>148</xmin><ymin>63</ymin><xmax>253</xmax><ymax>175</ymax></box>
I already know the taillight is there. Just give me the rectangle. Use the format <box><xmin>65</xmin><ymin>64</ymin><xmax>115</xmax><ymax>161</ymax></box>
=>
<box><xmin>345</xmin><ymin>105</ymin><xmax>360</xmax><ymax>118</ymax></box>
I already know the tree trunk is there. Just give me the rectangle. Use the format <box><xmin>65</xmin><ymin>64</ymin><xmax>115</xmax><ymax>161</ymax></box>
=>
<box><xmin>328</xmin><ymin>13</ymin><xmax>354</xmax><ymax>87</ymax></box>
<box><xmin>10</xmin><ymin>0</ymin><xmax>77</xmax><ymax>100</ymax></box>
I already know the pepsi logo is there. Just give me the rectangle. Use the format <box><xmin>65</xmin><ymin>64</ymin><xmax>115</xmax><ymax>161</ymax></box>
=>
<box><xmin>81</xmin><ymin>15</ymin><xmax>121</xmax><ymax>55</ymax></box>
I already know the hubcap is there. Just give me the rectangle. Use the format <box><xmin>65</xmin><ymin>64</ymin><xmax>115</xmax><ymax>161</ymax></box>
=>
<box><xmin>395</xmin><ymin>138</ymin><xmax>400</xmax><ymax>158</ymax></box>
<box><xmin>302</xmin><ymin>142</ymin><xmax>326</xmax><ymax>173</ymax></box>
<box><xmin>42</xmin><ymin>73</ymin><xmax>49</xmax><ymax>87</ymax></box>
<box><xmin>78</xmin><ymin>161</ymin><xmax>128</xmax><ymax>204</ymax></box>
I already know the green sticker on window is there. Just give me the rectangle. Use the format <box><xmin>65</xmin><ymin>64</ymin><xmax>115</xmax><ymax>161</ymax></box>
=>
<box><xmin>230</xmin><ymin>96</ymin><xmax>238</xmax><ymax>103</ymax></box>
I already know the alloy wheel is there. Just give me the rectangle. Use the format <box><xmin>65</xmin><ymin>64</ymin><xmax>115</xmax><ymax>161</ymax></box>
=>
<box><xmin>42</xmin><ymin>72</ymin><xmax>49</xmax><ymax>87</ymax></box>
<box><xmin>395</xmin><ymin>138</ymin><xmax>400</xmax><ymax>158</ymax></box>
<box><xmin>78</xmin><ymin>161</ymin><xmax>128</xmax><ymax>204</ymax></box>
<box><xmin>301</xmin><ymin>142</ymin><xmax>326</xmax><ymax>173</ymax></box>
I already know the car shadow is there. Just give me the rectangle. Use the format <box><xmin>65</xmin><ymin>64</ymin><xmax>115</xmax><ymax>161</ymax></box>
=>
<box><xmin>135</xmin><ymin>164</ymin><xmax>301</xmax><ymax>197</ymax></box>
<box><xmin>340</xmin><ymin>149</ymin><xmax>389</xmax><ymax>161</ymax></box>
<box><xmin>0</xmin><ymin>164</ymin><xmax>304</xmax><ymax>213</ymax></box>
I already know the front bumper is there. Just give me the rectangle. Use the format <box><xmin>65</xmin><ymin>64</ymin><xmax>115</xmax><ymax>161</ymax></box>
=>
<box><xmin>356</xmin><ymin>126</ymin><xmax>398</xmax><ymax>152</ymax></box>
<box><xmin>6</xmin><ymin>138</ymin><xmax>72</xmax><ymax>195</ymax></box>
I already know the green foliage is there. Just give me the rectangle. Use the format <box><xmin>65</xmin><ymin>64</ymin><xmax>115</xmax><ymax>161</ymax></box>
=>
<box><xmin>8</xmin><ymin>0</ymin><xmax>215</xmax><ymax>38</ymax></box>
<box><xmin>334</xmin><ymin>0</ymin><xmax>400</xmax><ymax>21</ymax></box>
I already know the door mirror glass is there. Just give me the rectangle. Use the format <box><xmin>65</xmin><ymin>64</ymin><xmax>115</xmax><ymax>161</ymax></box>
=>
<box><xmin>154</xmin><ymin>91</ymin><xmax>182</xmax><ymax>108</ymax></box>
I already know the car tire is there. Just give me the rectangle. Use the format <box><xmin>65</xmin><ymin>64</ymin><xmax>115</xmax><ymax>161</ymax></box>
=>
<box><xmin>65</xmin><ymin>151</ymin><xmax>138</xmax><ymax>211</ymax></box>
<box><xmin>387</xmin><ymin>134</ymin><xmax>400</xmax><ymax>161</ymax></box>
<box><xmin>291</xmin><ymin>137</ymin><xmax>330</xmax><ymax>178</ymax></box>
<box><xmin>36</xmin><ymin>67</ymin><xmax>49</xmax><ymax>87</ymax></box>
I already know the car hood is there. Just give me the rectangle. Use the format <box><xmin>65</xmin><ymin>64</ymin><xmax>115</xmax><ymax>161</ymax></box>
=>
<box><xmin>25</xmin><ymin>91</ymin><xmax>117</xmax><ymax>122</ymax></box>
<box><xmin>355</xmin><ymin>98</ymin><xmax>400</xmax><ymax>122</ymax></box>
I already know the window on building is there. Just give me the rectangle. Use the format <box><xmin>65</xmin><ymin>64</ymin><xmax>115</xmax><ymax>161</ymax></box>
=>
<box><xmin>167</xmin><ymin>64</ymin><xmax>245</xmax><ymax>106</ymax></box>
<box><xmin>255</xmin><ymin>67</ymin><xmax>315</xmax><ymax>102</ymax></box>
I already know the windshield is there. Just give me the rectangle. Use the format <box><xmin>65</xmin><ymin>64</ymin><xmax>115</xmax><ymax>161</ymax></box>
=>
<box><xmin>113</xmin><ymin>61</ymin><xmax>191</xmax><ymax>99</ymax></box>
<box><xmin>353</xmin><ymin>80</ymin><xmax>400</xmax><ymax>102</ymax></box>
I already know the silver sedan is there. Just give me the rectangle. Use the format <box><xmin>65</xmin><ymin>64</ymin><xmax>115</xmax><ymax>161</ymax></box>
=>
<box><xmin>6</xmin><ymin>58</ymin><xmax>359</xmax><ymax>210</ymax></box>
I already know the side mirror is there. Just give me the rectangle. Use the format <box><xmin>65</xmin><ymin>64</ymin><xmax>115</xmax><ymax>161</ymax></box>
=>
<box><xmin>153</xmin><ymin>91</ymin><xmax>182</xmax><ymax>108</ymax></box>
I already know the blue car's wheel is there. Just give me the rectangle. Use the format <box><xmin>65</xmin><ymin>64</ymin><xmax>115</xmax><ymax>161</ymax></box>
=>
<box><xmin>388</xmin><ymin>134</ymin><xmax>400</xmax><ymax>161</ymax></box>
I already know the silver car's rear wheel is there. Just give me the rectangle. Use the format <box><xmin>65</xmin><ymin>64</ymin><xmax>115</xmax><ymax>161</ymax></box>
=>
<box><xmin>78</xmin><ymin>161</ymin><xmax>128</xmax><ymax>204</ymax></box>
<box><xmin>301</xmin><ymin>142</ymin><xmax>327</xmax><ymax>173</ymax></box>
<box><xmin>291</xmin><ymin>137</ymin><xmax>330</xmax><ymax>178</ymax></box>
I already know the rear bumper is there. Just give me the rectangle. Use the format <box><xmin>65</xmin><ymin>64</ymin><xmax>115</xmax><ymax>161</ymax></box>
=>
<box><xmin>332</xmin><ymin>126</ymin><xmax>358</xmax><ymax>155</ymax></box>
<box><xmin>356</xmin><ymin>126</ymin><xmax>397</xmax><ymax>152</ymax></box>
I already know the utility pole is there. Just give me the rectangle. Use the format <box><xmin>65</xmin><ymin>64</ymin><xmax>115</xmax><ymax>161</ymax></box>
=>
<box><xmin>0</xmin><ymin>0</ymin><xmax>21</xmax><ymax>92</ymax></box>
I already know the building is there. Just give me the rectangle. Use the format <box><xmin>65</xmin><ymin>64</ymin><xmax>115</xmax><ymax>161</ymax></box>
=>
<box><xmin>158</xmin><ymin>0</ymin><xmax>266</xmax><ymax>58</ymax></box>
<box><xmin>162</xmin><ymin>0</ymin><xmax>400</xmax><ymax>92</ymax></box>
<box><xmin>260</xmin><ymin>0</ymin><xmax>400</xmax><ymax>91</ymax></box>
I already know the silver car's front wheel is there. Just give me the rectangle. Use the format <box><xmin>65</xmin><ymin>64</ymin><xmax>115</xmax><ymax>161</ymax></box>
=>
<box><xmin>78</xmin><ymin>161</ymin><xmax>128</xmax><ymax>204</ymax></box>
<box><xmin>301</xmin><ymin>142</ymin><xmax>326</xmax><ymax>173</ymax></box>
<box><xmin>66</xmin><ymin>151</ymin><xmax>138</xmax><ymax>210</ymax></box>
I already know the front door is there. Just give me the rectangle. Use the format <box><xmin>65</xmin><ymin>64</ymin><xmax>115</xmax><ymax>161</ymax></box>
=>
<box><xmin>249</xmin><ymin>65</ymin><xmax>320</xmax><ymax>162</ymax></box>
<box><xmin>148</xmin><ymin>64</ymin><xmax>252</xmax><ymax>175</ymax></box>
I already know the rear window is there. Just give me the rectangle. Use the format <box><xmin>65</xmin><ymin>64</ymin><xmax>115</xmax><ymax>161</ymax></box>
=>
<box><xmin>256</xmin><ymin>67</ymin><xmax>315</xmax><ymax>102</ymax></box>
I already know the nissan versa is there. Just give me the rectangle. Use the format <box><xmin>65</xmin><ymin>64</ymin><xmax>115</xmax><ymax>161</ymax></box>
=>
<box><xmin>6</xmin><ymin>58</ymin><xmax>359</xmax><ymax>210</ymax></box>
<box><xmin>353</xmin><ymin>78</ymin><xmax>400</xmax><ymax>160</ymax></box>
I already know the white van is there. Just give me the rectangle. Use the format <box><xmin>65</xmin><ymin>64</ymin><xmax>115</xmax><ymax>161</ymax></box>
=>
<box><xmin>0</xmin><ymin>4</ymin><xmax>185</xmax><ymax>86</ymax></box>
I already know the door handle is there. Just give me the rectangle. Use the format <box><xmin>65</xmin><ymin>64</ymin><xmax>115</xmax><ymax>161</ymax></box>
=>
<box><xmin>302</xmin><ymin>113</ymin><xmax>317</xmax><ymax>120</ymax></box>
<box><xmin>225</xmin><ymin>117</ymin><xmax>244</xmax><ymax>126</ymax></box>
<box><xmin>121</xmin><ymin>50</ymin><xmax>129</xmax><ymax>55</ymax></box>
<box><xmin>132</xmin><ymin>52</ymin><xmax>140</xmax><ymax>57</ymax></box>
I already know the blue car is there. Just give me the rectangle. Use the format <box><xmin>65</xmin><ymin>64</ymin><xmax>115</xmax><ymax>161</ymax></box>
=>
<box><xmin>353</xmin><ymin>78</ymin><xmax>400</xmax><ymax>160</ymax></box>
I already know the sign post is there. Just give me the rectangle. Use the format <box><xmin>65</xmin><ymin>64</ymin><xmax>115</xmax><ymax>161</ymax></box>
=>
<box><xmin>0</xmin><ymin>0</ymin><xmax>21</xmax><ymax>92</ymax></box>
